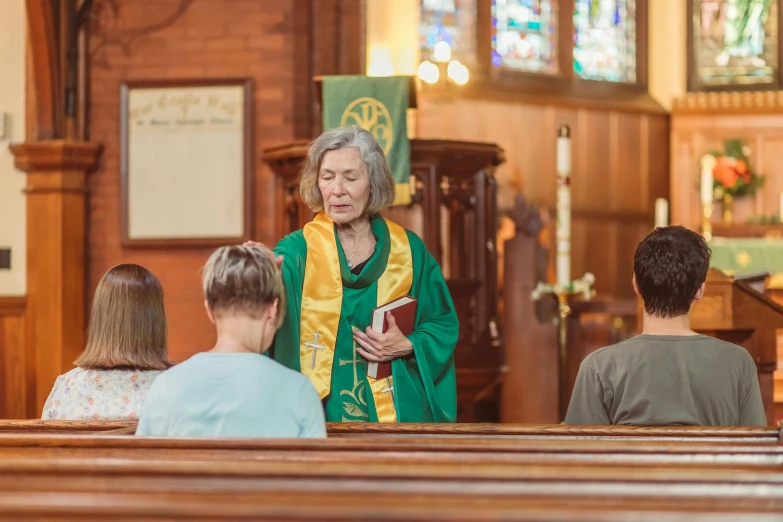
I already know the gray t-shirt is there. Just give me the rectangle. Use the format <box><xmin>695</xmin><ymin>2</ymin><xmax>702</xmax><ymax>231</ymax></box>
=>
<box><xmin>565</xmin><ymin>334</ymin><xmax>766</xmax><ymax>426</ymax></box>
<box><xmin>136</xmin><ymin>352</ymin><xmax>326</xmax><ymax>438</ymax></box>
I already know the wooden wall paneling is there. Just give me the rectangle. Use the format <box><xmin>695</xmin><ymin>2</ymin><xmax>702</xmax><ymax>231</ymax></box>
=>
<box><xmin>582</xmin><ymin>111</ymin><xmax>612</xmax><ymax>211</ymax></box>
<box><xmin>671</xmin><ymin>111</ymin><xmax>783</xmax><ymax>230</ymax></box>
<box><xmin>616</xmin><ymin>113</ymin><xmax>644</xmax><ymax>212</ymax></box>
<box><xmin>647</xmin><ymin>114</ymin><xmax>670</xmax><ymax>208</ymax></box>
<box><xmin>0</xmin><ymin>298</ymin><xmax>27</xmax><ymax>419</ymax></box>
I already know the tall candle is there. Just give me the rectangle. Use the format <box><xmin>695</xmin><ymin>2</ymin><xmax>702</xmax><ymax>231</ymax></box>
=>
<box><xmin>779</xmin><ymin>191</ymin><xmax>783</xmax><ymax>223</ymax></box>
<box><xmin>556</xmin><ymin>125</ymin><xmax>571</xmax><ymax>288</ymax></box>
<box><xmin>654</xmin><ymin>198</ymin><xmax>668</xmax><ymax>228</ymax></box>
<box><xmin>700</xmin><ymin>155</ymin><xmax>715</xmax><ymax>205</ymax></box>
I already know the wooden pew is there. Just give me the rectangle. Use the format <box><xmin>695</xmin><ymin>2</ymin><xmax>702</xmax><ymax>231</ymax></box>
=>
<box><xmin>0</xmin><ymin>434</ymin><xmax>781</xmax><ymax>467</ymax></box>
<box><xmin>0</xmin><ymin>456</ymin><xmax>781</xmax><ymax>520</ymax></box>
<box><xmin>0</xmin><ymin>426</ymin><xmax>782</xmax><ymax>519</ymax></box>
<box><xmin>3</xmin><ymin>420</ymin><xmax>780</xmax><ymax>442</ymax></box>
<box><xmin>0</xmin><ymin>420</ymin><xmax>136</xmax><ymax>434</ymax></box>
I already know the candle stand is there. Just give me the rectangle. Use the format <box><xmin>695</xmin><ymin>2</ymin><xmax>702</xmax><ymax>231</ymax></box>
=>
<box><xmin>532</xmin><ymin>274</ymin><xmax>595</xmax><ymax>421</ymax></box>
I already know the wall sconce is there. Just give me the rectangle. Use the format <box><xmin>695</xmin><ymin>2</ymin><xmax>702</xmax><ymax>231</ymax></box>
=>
<box><xmin>417</xmin><ymin>42</ymin><xmax>469</xmax><ymax>86</ymax></box>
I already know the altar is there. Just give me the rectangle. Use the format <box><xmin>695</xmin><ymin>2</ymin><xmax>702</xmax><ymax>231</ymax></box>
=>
<box><xmin>709</xmin><ymin>237</ymin><xmax>783</xmax><ymax>282</ymax></box>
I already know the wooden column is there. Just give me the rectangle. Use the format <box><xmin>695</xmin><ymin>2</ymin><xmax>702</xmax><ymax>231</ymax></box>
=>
<box><xmin>9</xmin><ymin>140</ymin><xmax>101</xmax><ymax>417</ymax></box>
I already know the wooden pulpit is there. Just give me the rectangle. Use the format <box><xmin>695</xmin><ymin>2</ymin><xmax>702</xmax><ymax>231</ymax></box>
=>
<box><xmin>689</xmin><ymin>269</ymin><xmax>783</xmax><ymax>425</ymax></box>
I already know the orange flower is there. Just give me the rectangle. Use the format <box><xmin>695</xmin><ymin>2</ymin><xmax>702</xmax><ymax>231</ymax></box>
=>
<box><xmin>713</xmin><ymin>157</ymin><xmax>739</xmax><ymax>189</ymax></box>
<box><xmin>736</xmin><ymin>159</ymin><xmax>748</xmax><ymax>174</ymax></box>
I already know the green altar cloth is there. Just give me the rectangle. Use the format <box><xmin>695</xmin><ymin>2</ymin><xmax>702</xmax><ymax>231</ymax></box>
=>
<box><xmin>709</xmin><ymin>238</ymin><xmax>783</xmax><ymax>284</ymax></box>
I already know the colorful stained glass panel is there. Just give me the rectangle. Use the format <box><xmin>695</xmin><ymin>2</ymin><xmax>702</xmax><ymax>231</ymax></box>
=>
<box><xmin>693</xmin><ymin>0</ymin><xmax>778</xmax><ymax>88</ymax></box>
<box><xmin>573</xmin><ymin>0</ymin><xmax>637</xmax><ymax>83</ymax></box>
<box><xmin>491</xmin><ymin>0</ymin><xmax>559</xmax><ymax>73</ymax></box>
<box><xmin>420</xmin><ymin>0</ymin><xmax>477</xmax><ymax>64</ymax></box>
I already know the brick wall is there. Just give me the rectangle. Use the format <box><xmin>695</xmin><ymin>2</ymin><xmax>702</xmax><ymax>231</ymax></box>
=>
<box><xmin>88</xmin><ymin>0</ymin><xmax>301</xmax><ymax>362</ymax></box>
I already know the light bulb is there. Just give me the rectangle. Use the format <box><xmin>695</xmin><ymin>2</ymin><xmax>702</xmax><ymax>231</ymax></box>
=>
<box><xmin>447</xmin><ymin>60</ymin><xmax>469</xmax><ymax>85</ymax></box>
<box><xmin>417</xmin><ymin>61</ymin><xmax>440</xmax><ymax>84</ymax></box>
<box><xmin>433</xmin><ymin>41</ymin><xmax>452</xmax><ymax>62</ymax></box>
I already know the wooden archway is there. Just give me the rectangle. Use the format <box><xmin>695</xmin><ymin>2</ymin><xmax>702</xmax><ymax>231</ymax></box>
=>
<box><xmin>25</xmin><ymin>0</ymin><xmax>61</xmax><ymax>140</ymax></box>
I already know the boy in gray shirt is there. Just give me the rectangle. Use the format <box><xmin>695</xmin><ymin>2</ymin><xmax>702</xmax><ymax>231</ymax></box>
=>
<box><xmin>565</xmin><ymin>226</ymin><xmax>766</xmax><ymax>426</ymax></box>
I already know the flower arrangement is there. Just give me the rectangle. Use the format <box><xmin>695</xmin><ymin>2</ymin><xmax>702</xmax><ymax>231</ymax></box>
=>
<box><xmin>704</xmin><ymin>139</ymin><xmax>764</xmax><ymax>199</ymax></box>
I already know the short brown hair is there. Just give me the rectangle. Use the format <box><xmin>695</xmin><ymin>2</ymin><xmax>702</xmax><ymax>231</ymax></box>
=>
<box><xmin>634</xmin><ymin>226</ymin><xmax>712</xmax><ymax>318</ymax></box>
<box><xmin>76</xmin><ymin>264</ymin><xmax>170</xmax><ymax>371</ymax></box>
<box><xmin>299</xmin><ymin>127</ymin><xmax>396</xmax><ymax>214</ymax></box>
<box><xmin>202</xmin><ymin>245</ymin><xmax>285</xmax><ymax>326</ymax></box>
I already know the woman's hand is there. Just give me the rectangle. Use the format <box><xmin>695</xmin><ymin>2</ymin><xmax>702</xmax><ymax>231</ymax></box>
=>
<box><xmin>243</xmin><ymin>240</ymin><xmax>283</xmax><ymax>268</ymax></box>
<box><xmin>353</xmin><ymin>312</ymin><xmax>413</xmax><ymax>362</ymax></box>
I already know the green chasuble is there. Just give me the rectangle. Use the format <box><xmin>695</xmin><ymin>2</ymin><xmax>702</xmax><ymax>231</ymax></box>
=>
<box><xmin>272</xmin><ymin>216</ymin><xmax>458</xmax><ymax>422</ymax></box>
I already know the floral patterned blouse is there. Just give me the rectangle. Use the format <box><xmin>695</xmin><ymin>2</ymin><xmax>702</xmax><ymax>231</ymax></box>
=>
<box><xmin>41</xmin><ymin>367</ymin><xmax>162</xmax><ymax>421</ymax></box>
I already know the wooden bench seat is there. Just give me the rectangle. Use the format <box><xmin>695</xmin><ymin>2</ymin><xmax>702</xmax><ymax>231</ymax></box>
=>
<box><xmin>0</xmin><ymin>457</ymin><xmax>781</xmax><ymax>520</ymax></box>
<box><xmin>0</xmin><ymin>426</ymin><xmax>782</xmax><ymax>519</ymax></box>
<box><xmin>0</xmin><ymin>434</ymin><xmax>781</xmax><ymax>467</ymax></box>
<box><xmin>4</xmin><ymin>420</ymin><xmax>780</xmax><ymax>442</ymax></box>
<box><xmin>0</xmin><ymin>489</ymin><xmax>781</xmax><ymax>521</ymax></box>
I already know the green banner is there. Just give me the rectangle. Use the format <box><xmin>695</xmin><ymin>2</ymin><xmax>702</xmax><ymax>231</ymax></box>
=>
<box><xmin>322</xmin><ymin>75</ymin><xmax>411</xmax><ymax>206</ymax></box>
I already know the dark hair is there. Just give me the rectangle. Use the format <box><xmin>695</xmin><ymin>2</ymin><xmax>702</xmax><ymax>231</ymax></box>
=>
<box><xmin>76</xmin><ymin>264</ymin><xmax>170</xmax><ymax>371</ymax></box>
<box><xmin>633</xmin><ymin>226</ymin><xmax>712</xmax><ymax>318</ymax></box>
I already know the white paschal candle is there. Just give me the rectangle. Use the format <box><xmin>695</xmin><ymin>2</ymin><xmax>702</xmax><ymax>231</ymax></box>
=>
<box><xmin>779</xmin><ymin>191</ymin><xmax>783</xmax><ymax>222</ymax></box>
<box><xmin>654</xmin><ymin>198</ymin><xmax>668</xmax><ymax>228</ymax></box>
<box><xmin>700</xmin><ymin>155</ymin><xmax>715</xmax><ymax>205</ymax></box>
<box><xmin>556</xmin><ymin>125</ymin><xmax>571</xmax><ymax>288</ymax></box>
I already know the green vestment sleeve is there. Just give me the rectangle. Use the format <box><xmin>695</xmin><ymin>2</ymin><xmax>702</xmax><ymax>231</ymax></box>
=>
<box><xmin>397</xmin><ymin>231</ymin><xmax>458</xmax><ymax>422</ymax></box>
<box><xmin>270</xmin><ymin>224</ymin><xmax>458</xmax><ymax>423</ymax></box>
<box><xmin>271</xmin><ymin>231</ymin><xmax>306</xmax><ymax>371</ymax></box>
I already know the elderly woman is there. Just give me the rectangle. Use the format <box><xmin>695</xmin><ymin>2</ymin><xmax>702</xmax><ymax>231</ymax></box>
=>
<box><xmin>272</xmin><ymin>126</ymin><xmax>458</xmax><ymax>423</ymax></box>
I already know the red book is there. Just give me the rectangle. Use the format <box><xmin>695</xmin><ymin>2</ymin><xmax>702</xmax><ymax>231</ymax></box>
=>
<box><xmin>366</xmin><ymin>296</ymin><xmax>417</xmax><ymax>379</ymax></box>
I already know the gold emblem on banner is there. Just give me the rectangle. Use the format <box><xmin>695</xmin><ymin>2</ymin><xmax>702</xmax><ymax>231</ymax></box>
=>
<box><xmin>340</xmin><ymin>97</ymin><xmax>393</xmax><ymax>154</ymax></box>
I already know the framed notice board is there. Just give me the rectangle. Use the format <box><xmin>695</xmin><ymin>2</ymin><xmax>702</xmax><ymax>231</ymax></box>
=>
<box><xmin>120</xmin><ymin>79</ymin><xmax>253</xmax><ymax>248</ymax></box>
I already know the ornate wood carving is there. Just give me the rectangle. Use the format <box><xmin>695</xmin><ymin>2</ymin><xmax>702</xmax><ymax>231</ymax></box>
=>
<box><xmin>673</xmin><ymin>91</ymin><xmax>783</xmax><ymax>114</ymax></box>
<box><xmin>0</xmin><ymin>297</ymin><xmax>28</xmax><ymax>419</ymax></box>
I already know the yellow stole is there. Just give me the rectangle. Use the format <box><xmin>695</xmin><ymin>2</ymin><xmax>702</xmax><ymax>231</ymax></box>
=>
<box><xmin>300</xmin><ymin>212</ymin><xmax>412</xmax><ymax>423</ymax></box>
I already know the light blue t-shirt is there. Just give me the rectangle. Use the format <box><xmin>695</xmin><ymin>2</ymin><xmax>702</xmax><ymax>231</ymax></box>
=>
<box><xmin>135</xmin><ymin>352</ymin><xmax>326</xmax><ymax>438</ymax></box>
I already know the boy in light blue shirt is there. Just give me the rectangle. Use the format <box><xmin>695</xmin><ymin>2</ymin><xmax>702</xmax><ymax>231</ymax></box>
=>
<box><xmin>136</xmin><ymin>245</ymin><xmax>325</xmax><ymax>438</ymax></box>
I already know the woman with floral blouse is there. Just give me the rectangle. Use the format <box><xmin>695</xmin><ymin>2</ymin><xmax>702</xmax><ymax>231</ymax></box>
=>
<box><xmin>42</xmin><ymin>264</ymin><xmax>171</xmax><ymax>421</ymax></box>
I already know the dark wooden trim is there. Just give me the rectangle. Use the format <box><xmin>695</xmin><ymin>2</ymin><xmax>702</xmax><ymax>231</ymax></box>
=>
<box><xmin>473</xmin><ymin>0</ymin><xmax>649</xmax><ymax>104</ymax></box>
<box><xmin>119</xmin><ymin>78</ymin><xmax>254</xmax><ymax>250</ymax></box>
<box><xmin>0</xmin><ymin>297</ymin><xmax>27</xmax><ymax>316</ymax></box>
<box><xmin>688</xmin><ymin>0</ymin><xmax>783</xmax><ymax>92</ymax></box>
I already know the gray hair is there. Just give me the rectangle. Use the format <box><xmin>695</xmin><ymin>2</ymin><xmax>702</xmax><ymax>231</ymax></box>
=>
<box><xmin>299</xmin><ymin>127</ymin><xmax>396</xmax><ymax>214</ymax></box>
<box><xmin>202</xmin><ymin>245</ymin><xmax>285</xmax><ymax>325</ymax></box>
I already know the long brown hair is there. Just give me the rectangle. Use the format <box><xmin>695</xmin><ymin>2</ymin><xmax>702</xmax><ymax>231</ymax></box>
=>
<box><xmin>75</xmin><ymin>264</ymin><xmax>170</xmax><ymax>371</ymax></box>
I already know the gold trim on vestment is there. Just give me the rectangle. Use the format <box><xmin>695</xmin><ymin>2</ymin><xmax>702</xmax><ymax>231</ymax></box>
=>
<box><xmin>300</xmin><ymin>213</ymin><xmax>412</xmax><ymax>422</ymax></box>
<box><xmin>300</xmin><ymin>212</ymin><xmax>342</xmax><ymax>399</ymax></box>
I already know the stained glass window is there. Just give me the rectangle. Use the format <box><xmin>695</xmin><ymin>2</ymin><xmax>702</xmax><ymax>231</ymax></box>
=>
<box><xmin>573</xmin><ymin>0</ymin><xmax>637</xmax><ymax>82</ymax></box>
<box><xmin>491</xmin><ymin>0</ymin><xmax>559</xmax><ymax>73</ymax></box>
<box><xmin>420</xmin><ymin>0</ymin><xmax>477</xmax><ymax>64</ymax></box>
<box><xmin>692</xmin><ymin>0</ymin><xmax>778</xmax><ymax>88</ymax></box>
